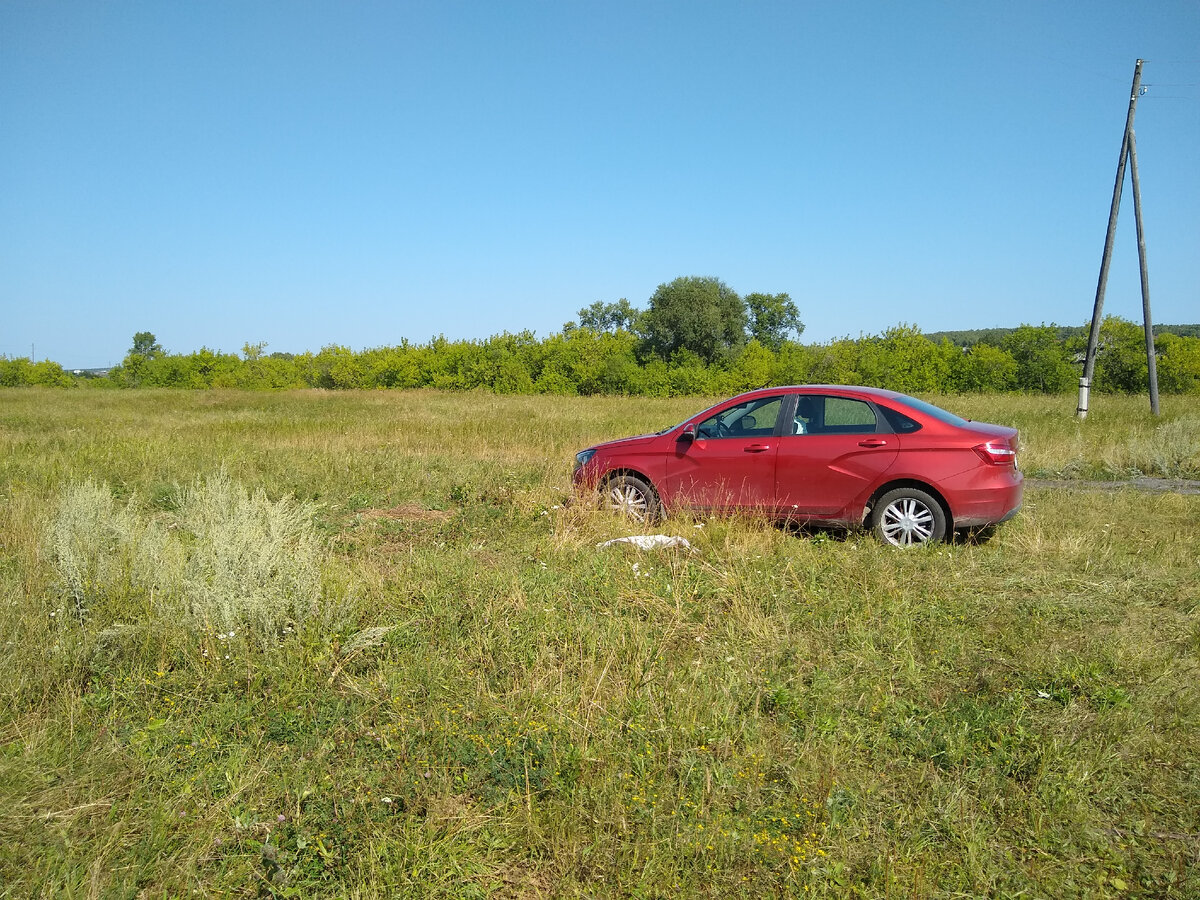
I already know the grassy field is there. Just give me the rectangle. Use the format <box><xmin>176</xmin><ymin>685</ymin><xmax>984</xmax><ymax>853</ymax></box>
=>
<box><xmin>1</xmin><ymin>388</ymin><xmax>1198</xmax><ymax>898</ymax></box>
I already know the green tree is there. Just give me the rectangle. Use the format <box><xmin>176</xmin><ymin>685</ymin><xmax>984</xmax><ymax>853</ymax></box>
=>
<box><xmin>745</xmin><ymin>292</ymin><xmax>803</xmax><ymax>350</ymax></box>
<box><xmin>666</xmin><ymin>350</ymin><xmax>715</xmax><ymax>396</ymax></box>
<box><xmin>855</xmin><ymin>325</ymin><xmax>949</xmax><ymax>393</ymax></box>
<box><xmin>947</xmin><ymin>341</ymin><xmax>1018</xmax><ymax>392</ymax></box>
<box><xmin>772</xmin><ymin>341</ymin><xmax>820</xmax><ymax>385</ymax></box>
<box><xmin>0</xmin><ymin>356</ymin><xmax>74</xmax><ymax>387</ymax></box>
<box><xmin>577</xmin><ymin>299</ymin><xmax>640</xmax><ymax>333</ymax></box>
<box><xmin>131</xmin><ymin>332</ymin><xmax>165</xmax><ymax>359</ymax></box>
<box><xmin>1002</xmin><ymin>325</ymin><xmax>1076</xmax><ymax>392</ymax></box>
<box><xmin>112</xmin><ymin>331</ymin><xmax>167</xmax><ymax>386</ymax></box>
<box><xmin>1155</xmin><ymin>333</ymin><xmax>1200</xmax><ymax>394</ymax></box>
<box><xmin>639</xmin><ymin>276</ymin><xmax>747</xmax><ymax>364</ymax></box>
<box><xmin>1090</xmin><ymin>316</ymin><xmax>1151</xmax><ymax>393</ymax></box>
<box><xmin>721</xmin><ymin>340</ymin><xmax>777</xmax><ymax>393</ymax></box>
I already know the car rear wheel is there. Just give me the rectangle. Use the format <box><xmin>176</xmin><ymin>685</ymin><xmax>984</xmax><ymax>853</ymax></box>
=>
<box><xmin>871</xmin><ymin>488</ymin><xmax>946</xmax><ymax>547</ymax></box>
<box><xmin>602</xmin><ymin>474</ymin><xmax>659</xmax><ymax>524</ymax></box>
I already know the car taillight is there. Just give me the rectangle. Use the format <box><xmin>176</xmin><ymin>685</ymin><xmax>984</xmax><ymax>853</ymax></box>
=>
<box><xmin>973</xmin><ymin>440</ymin><xmax>1017</xmax><ymax>466</ymax></box>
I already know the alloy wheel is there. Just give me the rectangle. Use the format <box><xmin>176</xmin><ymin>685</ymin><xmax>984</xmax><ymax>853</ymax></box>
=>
<box><xmin>878</xmin><ymin>496</ymin><xmax>936</xmax><ymax>546</ymax></box>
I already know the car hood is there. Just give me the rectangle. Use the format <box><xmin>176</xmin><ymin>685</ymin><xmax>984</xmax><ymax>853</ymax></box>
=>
<box><xmin>589</xmin><ymin>432</ymin><xmax>663</xmax><ymax>453</ymax></box>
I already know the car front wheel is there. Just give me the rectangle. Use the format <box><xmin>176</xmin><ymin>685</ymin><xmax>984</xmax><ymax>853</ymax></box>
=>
<box><xmin>602</xmin><ymin>474</ymin><xmax>659</xmax><ymax>524</ymax></box>
<box><xmin>870</xmin><ymin>488</ymin><xmax>946</xmax><ymax>547</ymax></box>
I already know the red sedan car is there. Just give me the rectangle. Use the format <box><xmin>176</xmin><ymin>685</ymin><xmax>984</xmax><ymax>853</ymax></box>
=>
<box><xmin>572</xmin><ymin>386</ymin><xmax>1022</xmax><ymax>546</ymax></box>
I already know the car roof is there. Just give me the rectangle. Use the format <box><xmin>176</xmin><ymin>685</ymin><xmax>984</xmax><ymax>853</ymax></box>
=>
<box><xmin>729</xmin><ymin>385</ymin><xmax>908</xmax><ymax>402</ymax></box>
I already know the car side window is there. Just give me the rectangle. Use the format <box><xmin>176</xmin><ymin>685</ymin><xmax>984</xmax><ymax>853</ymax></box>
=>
<box><xmin>696</xmin><ymin>396</ymin><xmax>784</xmax><ymax>439</ymax></box>
<box><xmin>823</xmin><ymin>397</ymin><xmax>878</xmax><ymax>434</ymax></box>
<box><xmin>792</xmin><ymin>395</ymin><xmax>819</xmax><ymax>434</ymax></box>
<box><xmin>792</xmin><ymin>396</ymin><xmax>878</xmax><ymax>434</ymax></box>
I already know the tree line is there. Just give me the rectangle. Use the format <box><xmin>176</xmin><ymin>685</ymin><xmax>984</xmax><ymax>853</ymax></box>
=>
<box><xmin>926</xmin><ymin>323</ymin><xmax>1200</xmax><ymax>348</ymax></box>
<box><xmin>4</xmin><ymin>276</ymin><xmax>1199</xmax><ymax>395</ymax></box>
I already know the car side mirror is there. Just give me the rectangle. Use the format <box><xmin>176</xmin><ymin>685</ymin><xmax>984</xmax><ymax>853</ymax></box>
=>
<box><xmin>679</xmin><ymin>424</ymin><xmax>696</xmax><ymax>442</ymax></box>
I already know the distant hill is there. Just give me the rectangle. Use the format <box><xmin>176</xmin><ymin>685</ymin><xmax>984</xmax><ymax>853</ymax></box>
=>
<box><xmin>924</xmin><ymin>324</ymin><xmax>1200</xmax><ymax>347</ymax></box>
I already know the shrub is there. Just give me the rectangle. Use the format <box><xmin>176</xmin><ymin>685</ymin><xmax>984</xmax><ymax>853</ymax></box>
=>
<box><xmin>948</xmin><ymin>342</ymin><xmax>1018</xmax><ymax>392</ymax></box>
<box><xmin>1003</xmin><ymin>325</ymin><xmax>1077</xmax><ymax>392</ymax></box>
<box><xmin>173</xmin><ymin>472</ymin><xmax>326</xmax><ymax>640</ymax></box>
<box><xmin>1154</xmin><ymin>333</ymin><xmax>1200</xmax><ymax>394</ymax></box>
<box><xmin>0</xmin><ymin>356</ymin><xmax>75</xmax><ymax>387</ymax></box>
<box><xmin>45</xmin><ymin>481</ymin><xmax>144</xmax><ymax>624</ymax></box>
<box><xmin>45</xmin><ymin>473</ymin><xmax>333</xmax><ymax>645</ymax></box>
<box><xmin>73</xmin><ymin>321</ymin><xmax>1200</xmax><ymax>396</ymax></box>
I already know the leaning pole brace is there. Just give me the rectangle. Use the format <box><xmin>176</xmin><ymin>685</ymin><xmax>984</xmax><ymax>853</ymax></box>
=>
<box><xmin>1127</xmin><ymin>129</ymin><xmax>1161</xmax><ymax>415</ymax></box>
<box><xmin>1078</xmin><ymin>59</ymin><xmax>1143</xmax><ymax>420</ymax></box>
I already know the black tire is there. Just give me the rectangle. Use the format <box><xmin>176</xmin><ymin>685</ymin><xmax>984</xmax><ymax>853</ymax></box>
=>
<box><xmin>870</xmin><ymin>487</ymin><xmax>947</xmax><ymax>547</ymax></box>
<box><xmin>601</xmin><ymin>474</ymin><xmax>660</xmax><ymax>524</ymax></box>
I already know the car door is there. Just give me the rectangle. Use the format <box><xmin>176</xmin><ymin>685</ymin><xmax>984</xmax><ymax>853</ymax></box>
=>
<box><xmin>775</xmin><ymin>394</ymin><xmax>898</xmax><ymax>518</ymax></box>
<box><xmin>662</xmin><ymin>394</ymin><xmax>786</xmax><ymax>512</ymax></box>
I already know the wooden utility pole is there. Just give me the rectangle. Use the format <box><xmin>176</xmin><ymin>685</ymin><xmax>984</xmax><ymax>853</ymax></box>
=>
<box><xmin>1078</xmin><ymin>59</ymin><xmax>1160</xmax><ymax>418</ymax></box>
<box><xmin>1128</xmin><ymin>129</ymin><xmax>1160</xmax><ymax>415</ymax></box>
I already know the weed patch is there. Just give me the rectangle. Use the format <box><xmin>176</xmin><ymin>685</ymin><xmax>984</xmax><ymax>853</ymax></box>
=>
<box><xmin>45</xmin><ymin>471</ymin><xmax>339</xmax><ymax>648</ymax></box>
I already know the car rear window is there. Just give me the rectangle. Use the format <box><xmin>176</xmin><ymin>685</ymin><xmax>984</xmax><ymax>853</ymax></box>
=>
<box><xmin>883</xmin><ymin>398</ymin><xmax>974</xmax><ymax>434</ymax></box>
<box><xmin>888</xmin><ymin>395</ymin><xmax>968</xmax><ymax>428</ymax></box>
<box><xmin>879</xmin><ymin>405</ymin><xmax>923</xmax><ymax>433</ymax></box>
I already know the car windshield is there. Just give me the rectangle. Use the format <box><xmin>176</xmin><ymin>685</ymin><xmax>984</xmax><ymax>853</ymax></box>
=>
<box><xmin>896</xmin><ymin>394</ymin><xmax>970</xmax><ymax>427</ymax></box>
<box><xmin>660</xmin><ymin>399</ymin><xmax>729</xmax><ymax>435</ymax></box>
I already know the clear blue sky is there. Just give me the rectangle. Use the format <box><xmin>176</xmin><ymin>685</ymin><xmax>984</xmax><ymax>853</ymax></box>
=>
<box><xmin>3</xmin><ymin>1</ymin><xmax>1197</xmax><ymax>368</ymax></box>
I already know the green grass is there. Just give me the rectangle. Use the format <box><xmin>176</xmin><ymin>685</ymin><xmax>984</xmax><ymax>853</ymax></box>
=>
<box><xmin>1</xmin><ymin>388</ymin><xmax>1198</xmax><ymax>897</ymax></box>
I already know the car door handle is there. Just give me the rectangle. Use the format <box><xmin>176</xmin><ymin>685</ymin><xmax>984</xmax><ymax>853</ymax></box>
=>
<box><xmin>858</xmin><ymin>439</ymin><xmax>888</xmax><ymax>448</ymax></box>
<box><xmin>744</xmin><ymin>443</ymin><xmax>771</xmax><ymax>452</ymax></box>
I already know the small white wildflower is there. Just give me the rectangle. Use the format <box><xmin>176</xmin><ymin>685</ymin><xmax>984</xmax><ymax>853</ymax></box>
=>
<box><xmin>380</xmin><ymin>796</ymin><xmax>393</xmax><ymax>804</ymax></box>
